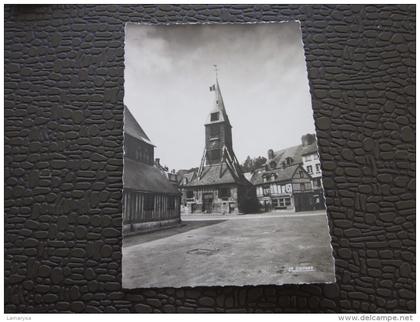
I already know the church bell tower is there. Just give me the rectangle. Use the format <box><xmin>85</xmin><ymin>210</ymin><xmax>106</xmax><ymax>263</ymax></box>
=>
<box><xmin>204</xmin><ymin>68</ymin><xmax>234</xmax><ymax>165</ymax></box>
<box><xmin>196</xmin><ymin>66</ymin><xmax>243</xmax><ymax>181</ymax></box>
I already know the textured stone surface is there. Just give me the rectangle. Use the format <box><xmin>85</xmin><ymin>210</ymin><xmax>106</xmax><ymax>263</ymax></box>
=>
<box><xmin>4</xmin><ymin>4</ymin><xmax>415</xmax><ymax>313</ymax></box>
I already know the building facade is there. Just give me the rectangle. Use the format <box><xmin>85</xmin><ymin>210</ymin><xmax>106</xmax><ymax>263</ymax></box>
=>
<box><xmin>301</xmin><ymin>136</ymin><xmax>325</xmax><ymax>210</ymax></box>
<box><xmin>181</xmin><ymin>77</ymin><xmax>256</xmax><ymax>215</ymax></box>
<box><xmin>252</xmin><ymin>164</ymin><xmax>314</xmax><ymax>212</ymax></box>
<box><xmin>251</xmin><ymin>133</ymin><xmax>326</xmax><ymax>212</ymax></box>
<box><xmin>123</xmin><ymin>106</ymin><xmax>181</xmax><ymax>235</ymax></box>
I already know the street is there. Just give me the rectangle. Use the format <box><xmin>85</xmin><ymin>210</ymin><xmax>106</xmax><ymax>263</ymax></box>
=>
<box><xmin>122</xmin><ymin>210</ymin><xmax>335</xmax><ymax>288</ymax></box>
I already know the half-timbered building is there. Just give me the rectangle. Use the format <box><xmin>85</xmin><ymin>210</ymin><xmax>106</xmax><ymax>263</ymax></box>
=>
<box><xmin>251</xmin><ymin>164</ymin><xmax>314</xmax><ymax>212</ymax></box>
<box><xmin>123</xmin><ymin>106</ymin><xmax>181</xmax><ymax>235</ymax></box>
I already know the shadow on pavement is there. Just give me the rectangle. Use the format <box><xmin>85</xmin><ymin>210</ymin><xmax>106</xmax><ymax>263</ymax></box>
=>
<box><xmin>123</xmin><ymin>220</ymin><xmax>226</xmax><ymax>247</ymax></box>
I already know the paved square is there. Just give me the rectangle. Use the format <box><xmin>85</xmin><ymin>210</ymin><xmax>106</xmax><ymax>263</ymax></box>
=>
<box><xmin>122</xmin><ymin>211</ymin><xmax>335</xmax><ymax>288</ymax></box>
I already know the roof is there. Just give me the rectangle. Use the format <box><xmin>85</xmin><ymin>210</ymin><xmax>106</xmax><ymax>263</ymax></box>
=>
<box><xmin>182</xmin><ymin>172</ymin><xmax>196</xmax><ymax>183</ymax></box>
<box><xmin>185</xmin><ymin>162</ymin><xmax>243</xmax><ymax>187</ymax></box>
<box><xmin>205</xmin><ymin>79</ymin><xmax>231</xmax><ymax>126</ymax></box>
<box><xmin>265</xmin><ymin>144</ymin><xmax>304</xmax><ymax>168</ymax></box>
<box><xmin>123</xmin><ymin>157</ymin><xmax>180</xmax><ymax>194</ymax></box>
<box><xmin>251</xmin><ymin>164</ymin><xmax>302</xmax><ymax>185</ymax></box>
<box><xmin>176</xmin><ymin>169</ymin><xmax>197</xmax><ymax>184</ymax></box>
<box><xmin>124</xmin><ymin>105</ymin><xmax>154</xmax><ymax>146</ymax></box>
<box><xmin>301</xmin><ymin>141</ymin><xmax>318</xmax><ymax>156</ymax></box>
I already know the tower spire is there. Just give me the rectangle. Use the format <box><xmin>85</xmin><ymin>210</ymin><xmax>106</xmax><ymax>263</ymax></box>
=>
<box><xmin>207</xmin><ymin>65</ymin><xmax>230</xmax><ymax>126</ymax></box>
<box><xmin>213</xmin><ymin>64</ymin><xmax>218</xmax><ymax>81</ymax></box>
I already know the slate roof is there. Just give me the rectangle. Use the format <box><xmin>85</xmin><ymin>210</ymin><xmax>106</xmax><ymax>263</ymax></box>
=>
<box><xmin>177</xmin><ymin>170</ymin><xmax>196</xmax><ymax>185</ymax></box>
<box><xmin>185</xmin><ymin>163</ymin><xmax>243</xmax><ymax>187</ymax></box>
<box><xmin>265</xmin><ymin>144</ymin><xmax>304</xmax><ymax>168</ymax></box>
<box><xmin>205</xmin><ymin>79</ymin><xmax>231</xmax><ymax>126</ymax></box>
<box><xmin>124</xmin><ymin>105</ymin><xmax>154</xmax><ymax>146</ymax></box>
<box><xmin>251</xmin><ymin>164</ymin><xmax>302</xmax><ymax>185</ymax></box>
<box><xmin>123</xmin><ymin>156</ymin><xmax>180</xmax><ymax>194</ymax></box>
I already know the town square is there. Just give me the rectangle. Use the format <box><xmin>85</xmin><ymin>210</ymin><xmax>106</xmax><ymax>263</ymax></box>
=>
<box><xmin>123</xmin><ymin>210</ymin><xmax>334</xmax><ymax>288</ymax></box>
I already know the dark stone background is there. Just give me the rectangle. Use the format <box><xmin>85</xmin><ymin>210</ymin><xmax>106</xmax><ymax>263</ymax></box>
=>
<box><xmin>4</xmin><ymin>4</ymin><xmax>415</xmax><ymax>313</ymax></box>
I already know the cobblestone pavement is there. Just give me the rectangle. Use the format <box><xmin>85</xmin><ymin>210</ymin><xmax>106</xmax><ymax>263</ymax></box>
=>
<box><xmin>122</xmin><ymin>211</ymin><xmax>335</xmax><ymax>288</ymax></box>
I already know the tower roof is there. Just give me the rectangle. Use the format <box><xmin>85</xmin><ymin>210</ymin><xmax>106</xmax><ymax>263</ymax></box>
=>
<box><xmin>205</xmin><ymin>78</ymin><xmax>231</xmax><ymax>126</ymax></box>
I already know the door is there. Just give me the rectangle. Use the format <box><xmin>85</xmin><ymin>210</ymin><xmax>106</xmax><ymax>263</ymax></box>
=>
<box><xmin>202</xmin><ymin>193</ymin><xmax>214</xmax><ymax>213</ymax></box>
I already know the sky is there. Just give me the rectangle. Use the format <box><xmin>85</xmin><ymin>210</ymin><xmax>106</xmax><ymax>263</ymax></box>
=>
<box><xmin>124</xmin><ymin>22</ymin><xmax>316</xmax><ymax>171</ymax></box>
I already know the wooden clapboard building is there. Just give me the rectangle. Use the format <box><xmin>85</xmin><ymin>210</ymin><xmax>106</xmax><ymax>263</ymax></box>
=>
<box><xmin>182</xmin><ymin>75</ymin><xmax>256</xmax><ymax>214</ymax></box>
<box><xmin>123</xmin><ymin>106</ymin><xmax>181</xmax><ymax>234</ymax></box>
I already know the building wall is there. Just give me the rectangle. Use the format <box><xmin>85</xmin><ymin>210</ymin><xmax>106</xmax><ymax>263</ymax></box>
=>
<box><xmin>205</xmin><ymin>123</ymin><xmax>233</xmax><ymax>165</ymax></box>
<box><xmin>255</xmin><ymin>171</ymin><xmax>314</xmax><ymax>212</ymax></box>
<box><xmin>123</xmin><ymin>189</ymin><xmax>180</xmax><ymax>224</ymax></box>
<box><xmin>182</xmin><ymin>185</ymin><xmax>239</xmax><ymax>214</ymax></box>
<box><xmin>302</xmin><ymin>152</ymin><xmax>323</xmax><ymax>190</ymax></box>
<box><xmin>123</xmin><ymin>189</ymin><xmax>181</xmax><ymax>234</ymax></box>
<box><xmin>124</xmin><ymin>134</ymin><xmax>154</xmax><ymax>166</ymax></box>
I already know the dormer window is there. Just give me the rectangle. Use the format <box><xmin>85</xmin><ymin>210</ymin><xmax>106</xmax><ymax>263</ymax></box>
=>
<box><xmin>286</xmin><ymin>157</ymin><xmax>293</xmax><ymax>165</ymax></box>
<box><xmin>211</xmin><ymin>112</ymin><xmax>219</xmax><ymax>121</ymax></box>
<box><xmin>270</xmin><ymin>161</ymin><xmax>277</xmax><ymax>169</ymax></box>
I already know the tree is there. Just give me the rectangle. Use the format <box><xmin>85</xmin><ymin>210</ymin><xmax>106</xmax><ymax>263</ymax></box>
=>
<box><xmin>254</xmin><ymin>156</ymin><xmax>267</xmax><ymax>169</ymax></box>
<box><xmin>241</xmin><ymin>156</ymin><xmax>254</xmax><ymax>172</ymax></box>
<box><xmin>241</xmin><ymin>155</ymin><xmax>267</xmax><ymax>173</ymax></box>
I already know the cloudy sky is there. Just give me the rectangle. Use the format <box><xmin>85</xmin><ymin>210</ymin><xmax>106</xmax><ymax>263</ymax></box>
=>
<box><xmin>125</xmin><ymin>22</ymin><xmax>316</xmax><ymax>171</ymax></box>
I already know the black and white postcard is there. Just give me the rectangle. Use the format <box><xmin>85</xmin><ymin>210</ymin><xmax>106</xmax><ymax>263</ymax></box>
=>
<box><xmin>122</xmin><ymin>22</ymin><xmax>335</xmax><ymax>288</ymax></box>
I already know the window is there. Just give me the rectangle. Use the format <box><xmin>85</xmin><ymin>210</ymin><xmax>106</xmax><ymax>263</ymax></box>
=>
<box><xmin>279</xmin><ymin>199</ymin><xmax>285</xmax><ymax>207</ymax></box>
<box><xmin>186</xmin><ymin>190</ymin><xmax>194</xmax><ymax>198</ymax></box>
<box><xmin>270</xmin><ymin>161</ymin><xmax>276</xmax><ymax>169</ymax></box>
<box><xmin>271</xmin><ymin>184</ymin><xmax>276</xmax><ymax>194</ymax></box>
<box><xmin>315</xmin><ymin>164</ymin><xmax>321</xmax><ymax>173</ymax></box>
<box><xmin>144</xmin><ymin>194</ymin><xmax>155</xmax><ymax>211</ymax></box>
<box><xmin>315</xmin><ymin>178</ymin><xmax>321</xmax><ymax>188</ymax></box>
<box><xmin>168</xmin><ymin>196</ymin><xmax>175</xmax><ymax>210</ymax></box>
<box><xmin>272</xmin><ymin>199</ymin><xmax>278</xmax><ymax>207</ymax></box>
<box><xmin>211</xmin><ymin>112</ymin><xmax>219</xmax><ymax>121</ymax></box>
<box><xmin>300</xmin><ymin>183</ymin><xmax>305</xmax><ymax>191</ymax></box>
<box><xmin>307</xmin><ymin>165</ymin><xmax>313</xmax><ymax>174</ymax></box>
<box><xmin>299</xmin><ymin>170</ymin><xmax>304</xmax><ymax>178</ymax></box>
<box><xmin>286</xmin><ymin>157</ymin><xmax>293</xmax><ymax>165</ymax></box>
<box><xmin>219</xmin><ymin>188</ymin><xmax>231</xmax><ymax>198</ymax></box>
<box><xmin>263</xmin><ymin>185</ymin><xmax>270</xmax><ymax>196</ymax></box>
<box><xmin>285</xmin><ymin>198</ymin><xmax>291</xmax><ymax>206</ymax></box>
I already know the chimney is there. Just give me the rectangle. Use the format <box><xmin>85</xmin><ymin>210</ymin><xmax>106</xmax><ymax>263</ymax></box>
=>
<box><xmin>301</xmin><ymin>133</ymin><xmax>316</xmax><ymax>146</ymax></box>
<box><xmin>267</xmin><ymin>149</ymin><xmax>274</xmax><ymax>159</ymax></box>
